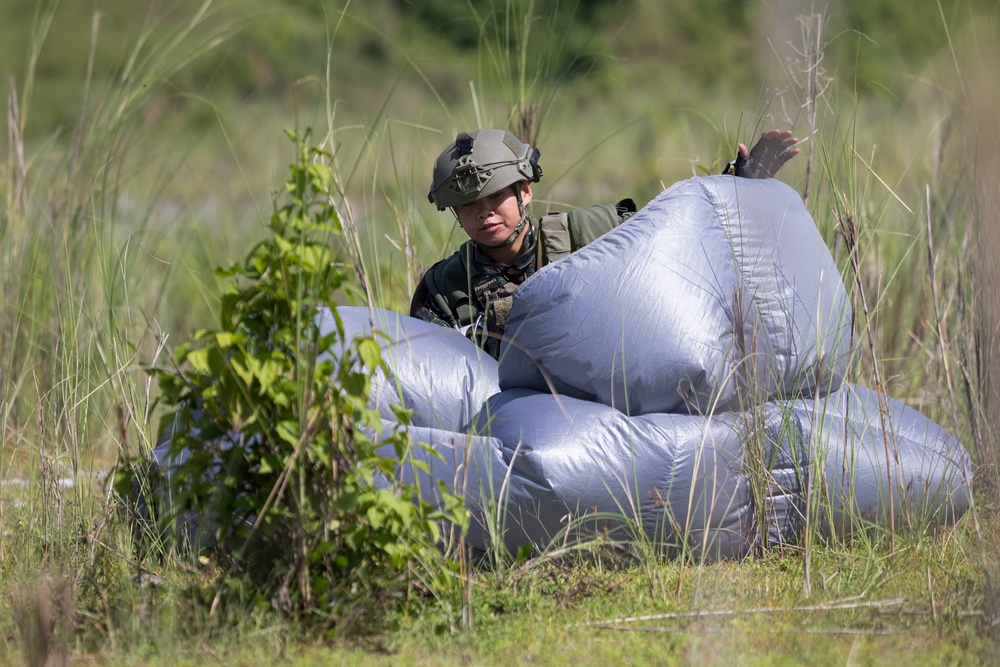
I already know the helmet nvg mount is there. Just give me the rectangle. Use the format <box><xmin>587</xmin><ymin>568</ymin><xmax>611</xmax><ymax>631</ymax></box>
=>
<box><xmin>428</xmin><ymin>129</ymin><xmax>542</xmax><ymax>211</ymax></box>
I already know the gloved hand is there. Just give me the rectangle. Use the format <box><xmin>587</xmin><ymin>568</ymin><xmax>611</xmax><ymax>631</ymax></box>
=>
<box><xmin>724</xmin><ymin>129</ymin><xmax>800</xmax><ymax>179</ymax></box>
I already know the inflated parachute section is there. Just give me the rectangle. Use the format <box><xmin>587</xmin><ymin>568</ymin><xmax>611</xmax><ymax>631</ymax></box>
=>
<box><xmin>153</xmin><ymin>177</ymin><xmax>972</xmax><ymax>558</ymax></box>
<box><xmin>341</xmin><ymin>176</ymin><xmax>970</xmax><ymax>558</ymax></box>
<box><xmin>321</xmin><ymin>308</ymin><xmax>498</xmax><ymax>433</ymax></box>
<box><xmin>500</xmin><ymin>177</ymin><xmax>852</xmax><ymax>414</ymax></box>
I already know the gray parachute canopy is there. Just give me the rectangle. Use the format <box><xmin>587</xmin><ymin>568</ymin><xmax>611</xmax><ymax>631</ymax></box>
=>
<box><xmin>329</xmin><ymin>176</ymin><xmax>970</xmax><ymax>558</ymax></box>
<box><xmin>154</xmin><ymin>176</ymin><xmax>972</xmax><ymax>559</ymax></box>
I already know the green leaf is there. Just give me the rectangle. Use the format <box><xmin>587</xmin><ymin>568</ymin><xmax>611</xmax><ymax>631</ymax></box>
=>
<box><xmin>256</xmin><ymin>358</ymin><xmax>282</xmax><ymax>394</ymax></box>
<box><xmin>298</xmin><ymin>244</ymin><xmax>330</xmax><ymax>272</ymax></box>
<box><xmin>341</xmin><ymin>371</ymin><xmax>368</xmax><ymax>398</ymax></box>
<box><xmin>187</xmin><ymin>348</ymin><xmax>210</xmax><ymax>374</ymax></box>
<box><xmin>389</xmin><ymin>403</ymin><xmax>414</xmax><ymax>425</ymax></box>
<box><xmin>230</xmin><ymin>355</ymin><xmax>253</xmax><ymax>387</ymax></box>
<box><xmin>258</xmin><ymin>454</ymin><xmax>282</xmax><ymax>475</ymax></box>
<box><xmin>275</xmin><ymin>234</ymin><xmax>293</xmax><ymax>254</ymax></box>
<box><xmin>216</xmin><ymin>332</ymin><xmax>239</xmax><ymax>348</ymax></box>
<box><xmin>173</xmin><ymin>342</ymin><xmax>191</xmax><ymax>362</ymax></box>
<box><xmin>356</xmin><ymin>338</ymin><xmax>382</xmax><ymax>372</ymax></box>
<box><xmin>275</xmin><ymin>420</ymin><xmax>299</xmax><ymax>447</ymax></box>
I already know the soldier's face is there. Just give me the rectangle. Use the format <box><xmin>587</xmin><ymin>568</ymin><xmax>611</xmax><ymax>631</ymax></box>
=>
<box><xmin>454</xmin><ymin>182</ymin><xmax>532</xmax><ymax>247</ymax></box>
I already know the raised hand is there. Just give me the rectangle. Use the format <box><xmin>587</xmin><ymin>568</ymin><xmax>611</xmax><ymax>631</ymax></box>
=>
<box><xmin>727</xmin><ymin>129</ymin><xmax>800</xmax><ymax>179</ymax></box>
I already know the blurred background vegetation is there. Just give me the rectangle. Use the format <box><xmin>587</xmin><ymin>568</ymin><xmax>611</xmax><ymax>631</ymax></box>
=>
<box><xmin>3</xmin><ymin>0</ymin><xmax>982</xmax><ymax>129</ymax></box>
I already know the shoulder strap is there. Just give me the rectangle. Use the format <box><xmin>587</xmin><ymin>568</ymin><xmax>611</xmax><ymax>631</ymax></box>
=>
<box><xmin>537</xmin><ymin>211</ymin><xmax>572</xmax><ymax>265</ymax></box>
<box><xmin>536</xmin><ymin>200</ymin><xmax>636</xmax><ymax>268</ymax></box>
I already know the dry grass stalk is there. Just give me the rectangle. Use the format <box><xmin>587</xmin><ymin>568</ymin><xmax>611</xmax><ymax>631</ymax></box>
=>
<box><xmin>70</xmin><ymin>12</ymin><xmax>101</xmax><ymax>170</ymax></box>
<box><xmin>791</xmin><ymin>12</ymin><xmax>830</xmax><ymax>205</ymax></box>
<box><xmin>580</xmin><ymin>596</ymin><xmax>908</xmax><ymax>627</ymax></box>
<box><xmin>12</xmin><ymin>577</ymin><xmax>73</xmax><ymax>667</ymax></box>
<box><xmin>7</xmin><ymin>77</ymin><xmax>27</xmax><ymax>215</ymax></box>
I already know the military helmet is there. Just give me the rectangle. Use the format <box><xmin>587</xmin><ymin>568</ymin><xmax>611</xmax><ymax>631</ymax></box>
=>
<box><xmin>428</xmin><ymin>129</ymin><xmax>542</xmax><ymax>210</ymax></box>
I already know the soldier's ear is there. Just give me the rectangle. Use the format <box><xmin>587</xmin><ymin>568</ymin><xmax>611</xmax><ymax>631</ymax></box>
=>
<box><xmin>520</xmin><ymin>181</ymin><xmax>533</xmax><ymax>204</ymax></box>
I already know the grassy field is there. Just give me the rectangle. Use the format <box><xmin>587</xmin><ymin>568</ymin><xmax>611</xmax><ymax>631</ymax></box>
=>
<box><xmin>1</xmin><ymin>0</ymin><xmax>998</xmax><ymax>664</ymax></box>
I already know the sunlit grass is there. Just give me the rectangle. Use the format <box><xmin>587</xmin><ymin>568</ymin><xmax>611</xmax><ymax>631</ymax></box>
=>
<box><xmin>0</xmin><ymin>0</ymin><xmax>996</xmax><ymax>663</ymax></box>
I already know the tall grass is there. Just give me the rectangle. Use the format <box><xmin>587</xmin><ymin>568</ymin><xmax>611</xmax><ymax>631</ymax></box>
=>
<box><xmin>2</xmin><ymin>1</ymin><xmax>237</xmax><ymax>463</ymax></box>
<box><xmin>0</xmin><ymin>1</ymin><xmax>247</xmax><ymax>658</ymax></box>
<box><xmin>0</xmin><ymin>0</ymin><xmax>996</xmax><ymax>662</ymax></box>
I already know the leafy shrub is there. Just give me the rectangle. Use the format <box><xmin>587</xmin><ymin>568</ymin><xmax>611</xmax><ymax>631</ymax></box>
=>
<box><xmin>148</xmin><ymin>129</ymin><xmax>467</xmax><ymax>630</ymax></box>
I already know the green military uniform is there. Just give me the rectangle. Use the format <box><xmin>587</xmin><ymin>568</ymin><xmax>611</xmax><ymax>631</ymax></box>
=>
<box><xmin>410</xmin><ymin>200</ymin><xmax>636</xmax><ymax>357</ymax></box>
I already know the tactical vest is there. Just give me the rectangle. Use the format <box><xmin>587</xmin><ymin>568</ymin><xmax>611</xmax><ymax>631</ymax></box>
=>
<box><xmin>410</xmin><ymin>199</ymin><xmax>636</xmax><ymax>356</ymax></box>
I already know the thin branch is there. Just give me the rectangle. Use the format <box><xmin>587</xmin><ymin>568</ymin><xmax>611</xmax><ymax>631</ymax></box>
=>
<box><xmin>577</xmin><ymin>596</ymin><xmax>908</xmax><ymax>627</ymax></box>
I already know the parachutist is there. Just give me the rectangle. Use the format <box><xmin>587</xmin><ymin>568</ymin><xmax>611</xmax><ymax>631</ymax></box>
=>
<box><xmin>412</xmin><ymin>128</ymin><xmax>799</xmax><ymax>358</ymax></box>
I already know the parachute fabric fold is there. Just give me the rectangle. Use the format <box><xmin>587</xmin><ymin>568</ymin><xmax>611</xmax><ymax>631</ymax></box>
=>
<box><xmin>789</xmin><ymin>384</ymin><xmax>972</xmax><ymax>533</ymax></box>
<box><xmin>468</xmin><ymin>389</ymin><xmax>806</xmax><ymax>558</ymax></box>
<box><xmin>499</xmin><ymin>177</ymin><xmax>853</xmax><ymax>415</ymax></box>
<box><xmin>324</xmin><ymin>307</ymin><xmax>499</xmax><ymax>432</ymax></box>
